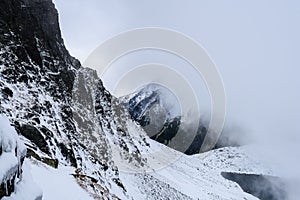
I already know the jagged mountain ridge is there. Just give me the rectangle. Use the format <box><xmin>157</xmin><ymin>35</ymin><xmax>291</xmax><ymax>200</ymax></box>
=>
<box><xmin>0</xmin><ymin>0</ymin><xmax>274</xmax><ymax>199</ymax></box>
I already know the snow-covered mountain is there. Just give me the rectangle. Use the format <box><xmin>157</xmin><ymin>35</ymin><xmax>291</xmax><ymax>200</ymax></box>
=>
<box><xmin>119</xmin><ymin>84</ymin><xmax>242</xmax><ymax>155</ymax></box>
<box><xmin>119</xmin><ymin>83</ymin><xmax>182</xmax><ymax>144</ymax></box>
<box><xmin>0</xmin><ymin>0</ymin><xmax>284</xmax><ymax>199</ymax></box>
<box><xmin>120</xmin><ymin>83</ymin><xmax>181</xmax><ymax>123</ymax></box>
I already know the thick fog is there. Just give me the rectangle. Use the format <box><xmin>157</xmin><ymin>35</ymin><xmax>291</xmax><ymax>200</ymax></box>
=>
<box><xmin>54</xmin><ymin>0</ymin><xmax>300</xmax><ymax>199</ymax></box>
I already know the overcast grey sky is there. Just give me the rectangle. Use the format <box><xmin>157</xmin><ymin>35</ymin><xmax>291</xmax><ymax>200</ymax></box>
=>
<box><xmin>53</xmin><ymin>0</ymin><xmax>300</xmax><ymax>180</ymax></box>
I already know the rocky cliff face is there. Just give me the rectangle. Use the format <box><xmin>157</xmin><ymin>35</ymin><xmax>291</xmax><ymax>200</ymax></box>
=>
<box><xmin>0</xmin><ymin>0</ymin><xmax>127</xmax><ymax>198</ymax></box>
<box><xmin>0</xmin><ymin>0</ymin><xmax>79</xmax><ymax>164</ymax></box>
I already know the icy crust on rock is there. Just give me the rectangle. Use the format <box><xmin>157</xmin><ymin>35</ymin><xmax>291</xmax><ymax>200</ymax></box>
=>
<box><xmin>0</xmin><ymin>115</ymin><xmax>26</xmax><ymax>155</ymax></box>
<box><xmin>0</xmin><ymin>115</ymin><xmax>41</xmax><ymax>199</ymax></box>
<box><xmin>2</xmin><ymin>161</ymin><xmax>42</xmax><ymax>200</ymax></box>
<box><xmin>0</xmin><ymin>115</ymin><xmax>26</xmax><ymax>184</ymax></box>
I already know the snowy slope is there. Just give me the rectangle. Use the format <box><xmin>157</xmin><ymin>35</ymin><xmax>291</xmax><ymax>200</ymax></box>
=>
<box><xmin>118</xmin><ymin>139</ymin><xmax>269</xmax><ymax>200</ymax></box>
<box><xmin>28</xmin><ymin>159</ymin><xmax>93</xmax><ymax>200</ymax></box>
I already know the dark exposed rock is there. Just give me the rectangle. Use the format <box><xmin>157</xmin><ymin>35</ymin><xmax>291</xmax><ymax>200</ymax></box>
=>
<box><xmin>26</xmin><ymin>148</ymin><xmax>42</xmax><ymax>160</ymax></box>
<box><xmin>58</xmin><ymin>143</ymin><xmax>77</xmax><ymax>168</ymax></box>
<box><xmin>15</xmin><ymin>124</ymin><xmax>50</xmax><ymax>155</ymax></box>
<box><xmin>1</xmin><ymin>87</ymin><xmax>13</xmax><ymax>98</ymax></box>
<box><xmin>151</xmin><ymin>117</ymin><xmax>181</xmax><ymax>145</ymax></box>
<box><xmin>221</xmin><ymin>172</ymin><xmax>288</xmax><ymax>200</ymax></box>
<box><xmin>26</xmin><ymin>148</ymin><xmax>59</xmax><ymax>168</ymax></box>
<box><xmin>0</xmin><ymin>175</ymin><xmax>16</xmax><ymax>199</ymax></box>
<box><xmin>0</xmin><ymin>0</ymin><xmax>80</xmax><ymax>69</ymax></box>
<box><xmin>184</xmin><ymin>123</ymin><xmax>208</xmax><ymax>155</ymax></box>
<box><xmin>39</xmin><ymin>126</ymin><xmax>53</xmax><ymax>137</ymax></box>
<box><xmin>113</xmin><ymin>178</ymin><xmax>127</xmax><ymax>192</ymax></box>
<box><xmin>41</xmin><ymin>157</ymin><xmax>59</xmax><ymax>169</ymax></box>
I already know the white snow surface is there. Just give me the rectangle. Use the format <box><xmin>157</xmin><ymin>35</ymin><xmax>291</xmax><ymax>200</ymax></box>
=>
<box><xmin>118</xmin><ymin>142</ymin><xmax>267</xmax><ymax>200</ymax></box>
<box><xmin>2</xmin><ymin>157</ymin><xmax>94</xmax><ymax>200</ymax></box>
<box><xmin>15</xmin><ymin>144</ymin><xmax>268</xmax><ymax>200</ymax></box>
<box><xmin>27</xmin><ymin>159</ymin><xmax>94</xmax><ymax>200</ymax></box>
